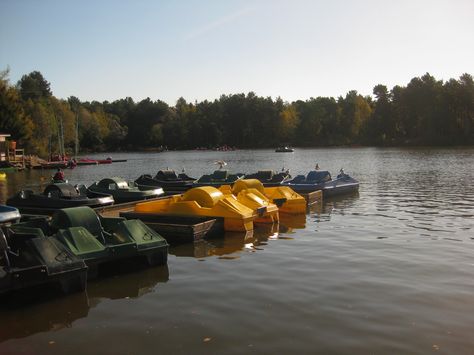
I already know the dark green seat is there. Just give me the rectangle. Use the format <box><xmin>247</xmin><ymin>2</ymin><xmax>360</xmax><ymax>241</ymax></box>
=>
<box><xmin>306</xmin><ymin>170</ymin><xmax>331</xmax><ymax>183</ymax></box>
<box><xmin>52</xmin><ymin>206</ymin><xmax>105</xmax><ymax>242</ymax></box>
<box><xmin>55</xmin><ymin>227</ymin><xmax>107</xmax><ymax>258</ymax></box>
<box><xmin>156</xmin><ymin>170</ymin><xmax>178</xmax><ymax>181</ymax></box>
<box><xmin>197</xmin><ymin>174</ymin><xmax>212</xmax><ymax>183</ymax></box>
<box><xmin>44</xmin><ymin>183</ymin><xmax>81</xmax><ymax>198</ymax></box>
<box><xmin>211</xmin><ymin>170</ymin><xmax>229</xmax><ymax>181</ymax></box>
<box><xmin>257</xmin><ymin>170</ymin><xmax>273</xmax><ymax>181</ymax></box>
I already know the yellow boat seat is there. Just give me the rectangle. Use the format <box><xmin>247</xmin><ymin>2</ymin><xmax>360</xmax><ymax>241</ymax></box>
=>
<box><xmin>233</xmin><ymin>179</ymin><xmax>307</xmax><ymax>215</ymax></box>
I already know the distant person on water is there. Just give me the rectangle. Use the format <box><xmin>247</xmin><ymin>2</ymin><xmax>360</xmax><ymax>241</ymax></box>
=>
<box><xmin>53</xmin><ymin>168</ymin><xmax>65</xmax><ymax>181</ymax></box>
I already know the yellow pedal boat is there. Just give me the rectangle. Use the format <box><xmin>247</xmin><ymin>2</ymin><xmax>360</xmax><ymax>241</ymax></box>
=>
<box><xmin>219</xmin><ymin>185</ymin><xmax>279</xmax><ymax>224</ymax></box>
<box><xmin>232</xmin><ymin>179</ymin><xmax>307</xmax><ymax>215</ymax></box>
<box><xmin>134</xmin><ymin>186</ymin><xmax>255</xmax><ymax>232</ymax></box>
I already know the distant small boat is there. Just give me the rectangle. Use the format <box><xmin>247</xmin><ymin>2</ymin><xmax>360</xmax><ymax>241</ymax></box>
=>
<box><xmin>77</xmin><ymin>157</ymin><xmax>118</xmax><ymax>165</ymax></box>
<box><xmin>275</xmin><ymin>146</ymin><xmax>294</xmax><ymax>152</ymax></box>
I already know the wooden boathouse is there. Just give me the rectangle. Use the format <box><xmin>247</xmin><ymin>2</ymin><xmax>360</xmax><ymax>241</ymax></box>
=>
<box><xmin>0</xmin><ymin>133</ymin><xmax>26</xmax><ymax>169</ymax></box>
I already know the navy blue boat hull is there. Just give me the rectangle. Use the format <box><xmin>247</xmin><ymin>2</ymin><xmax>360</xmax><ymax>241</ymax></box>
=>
<box><xmin>284</xmin><ymin>175</ymin><xmax>359</xmax><ymax>197</ymax></box>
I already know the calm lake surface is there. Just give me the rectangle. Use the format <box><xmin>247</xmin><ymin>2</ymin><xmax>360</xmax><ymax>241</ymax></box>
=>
<box><xmin>1</xmin><ymin>147</ymin><xmax>473</xmax><ymax>354</ymax></box>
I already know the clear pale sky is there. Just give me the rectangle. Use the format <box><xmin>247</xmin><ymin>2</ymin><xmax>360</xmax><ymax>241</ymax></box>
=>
<box><xmin>1</xmin><ymin>0</ymin><xmax>473</xmax><ymax>105</ymax></box>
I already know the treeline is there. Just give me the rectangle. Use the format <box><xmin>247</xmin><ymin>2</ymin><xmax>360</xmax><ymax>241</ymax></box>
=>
<box><xmin>1</xmin><ymin>69</ymin><xmax>473</xmax><ymax>157</ymax></box>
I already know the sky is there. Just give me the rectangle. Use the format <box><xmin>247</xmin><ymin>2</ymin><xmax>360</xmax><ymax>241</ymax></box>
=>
<box><xmin>1</xmin><ymin>0</ymin><xmax>473</xmax><ymax>105</ymax></box>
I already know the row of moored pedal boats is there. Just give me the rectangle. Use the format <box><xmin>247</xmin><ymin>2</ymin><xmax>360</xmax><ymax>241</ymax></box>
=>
<box><xmin>1</xmin><ymin>166</ymin><xmax>358</xmax><ymax>299</ymax></box>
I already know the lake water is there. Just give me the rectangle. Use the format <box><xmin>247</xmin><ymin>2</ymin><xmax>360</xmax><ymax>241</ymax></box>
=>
<box><xmin>1</xmin><ymin>148</ymin><xmax>473</xmax><ymax>354</ymax></box>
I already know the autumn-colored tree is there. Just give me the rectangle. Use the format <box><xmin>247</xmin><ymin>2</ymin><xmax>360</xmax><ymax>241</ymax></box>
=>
<box><xmin>2</xmin><ymin>70</ymin><xmax>473</xmax><ymax>153</ymax></box>
<box><xmin>0</xmin><ymin>69</ymin><xmax>34</xmax><ymax>149</ymax></box>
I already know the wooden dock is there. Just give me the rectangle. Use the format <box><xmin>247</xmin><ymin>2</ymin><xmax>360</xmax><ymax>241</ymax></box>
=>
<box><xmin>94</xmin><ymin>198</ymin><xmax>221</xmax><ymax>244</ymax></box>
<box><xmin>300</xmin><ymin>190</ymin><xmax>323</xmax><ymax>206</ymax></box>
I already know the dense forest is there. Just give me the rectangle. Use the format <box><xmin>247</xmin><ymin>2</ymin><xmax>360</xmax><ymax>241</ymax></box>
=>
<box><xmin>1</xmin><ymin>68</ymin><xmax>473</xmax><ymax>157</ymax></box>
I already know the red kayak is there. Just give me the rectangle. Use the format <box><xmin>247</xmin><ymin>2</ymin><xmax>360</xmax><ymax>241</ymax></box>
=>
<box><xmin>96</xmin><ymin>159</ymin><xmax>112</xmax><ymax>164</ymax></box>
<box><xmin>77</xmin><ymin>158</ymin><xmax>98</xmax><ymax>166</ymax></box>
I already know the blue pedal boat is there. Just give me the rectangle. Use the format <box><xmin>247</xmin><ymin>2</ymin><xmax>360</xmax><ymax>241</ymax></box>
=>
<box><xmin>283</xmin><ymin>170</ymin><xmax>359</xmax><ymax>197</ymax></box>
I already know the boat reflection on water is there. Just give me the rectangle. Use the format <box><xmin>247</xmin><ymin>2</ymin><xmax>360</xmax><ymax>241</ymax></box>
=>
<box><xmin>0</xmin><ymin>264</ymin><xmax>169</xmax><ymax>343</ymax></box>
<box><xmin>169</xmin><ymin>212</ymin><xmax>314</xmax><ymax>259</ymax></box>
<box><xmin>309</xmin><ymin>192</ymin><xmax>360</xmax><ymax>223</ymax></box>
<box><xmin>0</xmin><ymin>176</ymin><xmax>9</xmax><ymax>205</ymax></box>
<box><xmin>279</xmin><ymin>213</ymin><xmax>307</xmax><ymax>232</ymax></box>
<box><xmin>0</xmin><ymin>291</ymin><xmax>90</xmax><ymax>343</ymax></box>
<box><xmin>87</xmin><ymin>263</ymin><xmax>169</xmax><ymax>300</ymax></box>
<box><xmin>169</xmin><ymin>224</ymin><xmax>281</xmax><ymax>259</ymax></box>
<box><xmin>168</xmin><ymin>216</ymin><xmax>319</xmax><ymax>258</ymax></box>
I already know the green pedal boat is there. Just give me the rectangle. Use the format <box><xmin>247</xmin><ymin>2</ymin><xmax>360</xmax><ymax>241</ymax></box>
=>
<box><xmin>87</xmin><ymin>177</ymin><xmax>164</xmax><ymax>204</ymax></box>
<box><xmin>1</xmin><ymin>222</ymin><xmax>88</xmax><ymax>295</ymax></box>
<box><xmin>10</xmin><ymin>206</ymin><xmax>168</xmax><ymax>278</ymax></box>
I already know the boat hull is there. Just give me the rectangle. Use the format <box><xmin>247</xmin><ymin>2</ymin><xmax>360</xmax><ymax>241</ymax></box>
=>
<box><xmin>88</xmin><ymin>178</ymin><xmax>164</xmax><ymax>204</ymax></box>
<box><xmin>7</xmin><ymin>184</ymin><xmax>114</xmax><ymax>215</ymax></box>
<box><xmin>135</xmin><ymin>174</ymin><xmax>195</xmax><ymax>194</ymax></box>
<box><xmin>0</xmin><ymin>205</ymin><xmax>21</xmax><ymax>224</ymax></box>
<box><xmin>284</xmin><ymin>178</ymin><xmax>359</xmax><ymax>197</ymax></box>
<box><xmin>0</xmin><ymin>229</ymin><xmax>87</xmax><ymax>295</ymax></box>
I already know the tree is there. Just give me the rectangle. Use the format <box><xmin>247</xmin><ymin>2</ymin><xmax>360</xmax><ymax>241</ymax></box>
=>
<box><xmin>338</xmin><ymin>91</ymin><xmax>372</xmax><ymax>144</ymax></box>
<box><xmin>126</xmin><ymin>98</ymin><xmax>169</xmax><ymax>148</ymax></box>
<box><xmin>369</xmin><ymin>84</ymin><xmax>395</xmax><ymax>144</ymax></box>
<box><xmin>277</xmin><ymin>104</ymin><xmax>299</xmax><ymax>143</ymax></box>
<box><xmin>17</xmin><ymin>71</ymin><xmax>52</xmax><ymax>101</ymax></box>
<box><xmin>0</xmin><ymin>68</ymin><xmax>34</xmax><ymax>148</ymax></box>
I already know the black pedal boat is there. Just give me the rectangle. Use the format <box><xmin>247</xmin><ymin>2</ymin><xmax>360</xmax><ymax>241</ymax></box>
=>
<box><xmin>7</xmin><ymin>183</ymin><xmax>114</xmax><ymax>215</ymax></box>
<box><xmin>135</xmin><ymin>170</ymin><xmax>196</xmax><ymax>194</ymax></box>
<box><xmin>193</xmin><ymin>170</ymin><xmax>244</xmax><ymax>188</ymax></box>
<box><xmin>88</xmin><ymin>177</ymin><xmax>164</xmax><ymax>203</ymax></box>
<box><xmin>244</xmin><ymin>170</ymin><xmax>292</xmax><ymax>187</ymax></box>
